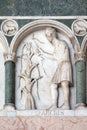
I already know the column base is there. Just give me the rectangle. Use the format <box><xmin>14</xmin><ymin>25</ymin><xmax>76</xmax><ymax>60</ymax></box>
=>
<box><xmin>4</xmin><ymin>103</ymin><xmax>15</xmax><ymax>111</ymax></box>
<box><xmin>75</xmin><ymin>103</ymin><xmax>87</xmax><ymax>110</ymax></box>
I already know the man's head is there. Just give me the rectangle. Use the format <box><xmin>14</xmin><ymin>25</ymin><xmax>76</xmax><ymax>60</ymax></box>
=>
<box><xmin>45</xmin><ymin>27</ymin><xmax>57</xmax><ymax>42</ymax></box>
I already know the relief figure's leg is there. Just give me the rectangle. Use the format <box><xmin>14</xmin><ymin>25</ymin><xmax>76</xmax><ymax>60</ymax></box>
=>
<box><xmin>61</xmin><ymin>81</ymin><xmax>70</xmax><ymax>109</ymax></box>
<box><xmin>50</xmin><ymin>84</ymin><xmax>58</xmax><ymax>109</ymax></box>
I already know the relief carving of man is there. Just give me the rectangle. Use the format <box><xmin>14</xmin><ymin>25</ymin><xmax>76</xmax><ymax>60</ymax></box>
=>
<box><xmin>45</xmin><ymin>27</ymin><xmax>72</xmax><ymax>109</ymax></box>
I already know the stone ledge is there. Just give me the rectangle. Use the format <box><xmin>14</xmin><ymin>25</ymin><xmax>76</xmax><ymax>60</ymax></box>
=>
<box><xmin>0</xmin><ymin>110</ymin><xmax>87</xmax><ymax>117</ymax></box>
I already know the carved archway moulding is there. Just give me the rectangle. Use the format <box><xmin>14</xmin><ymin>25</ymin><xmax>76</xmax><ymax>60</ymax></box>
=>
<box><xmin>76</xmin><ymin>35</ymin><xmax>87</xmax><ymax>62</ymax></box>
<box><xmin>81</xmin><ymin>35</ymin><xmax>87</xmax><ymax>52</ymax></box>
<box><xmin>10</xmin><ymin>19</ymin><xmax>80</xmax><ymax>53</ymax></box>
<box><xmin>0</xmin><ymin>31</ymin><xmax>9</xmax><ymax>53</ymax></box>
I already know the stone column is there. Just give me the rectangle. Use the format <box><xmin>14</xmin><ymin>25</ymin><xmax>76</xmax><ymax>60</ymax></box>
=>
<box><xmin>4</xmin><ymin>52</ymin><xmax>16</xmax><ymax>110</ymax></box>
<box><xmin>75</xmin><ymin>51</ymin><xmax>86</xmax><ymax>109</ymax></box>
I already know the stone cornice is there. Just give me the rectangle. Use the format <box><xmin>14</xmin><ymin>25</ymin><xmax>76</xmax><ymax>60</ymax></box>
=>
<box><xmin>0</xmin><ymin>16</ymin><xmax>87</xmax><ymax>20</ymax></box>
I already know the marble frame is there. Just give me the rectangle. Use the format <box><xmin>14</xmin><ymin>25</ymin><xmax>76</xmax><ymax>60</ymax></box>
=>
<box><xmin>0</xmin><ymin>18</ymin><xmax>87</xmax><ymax>112</ymax></box>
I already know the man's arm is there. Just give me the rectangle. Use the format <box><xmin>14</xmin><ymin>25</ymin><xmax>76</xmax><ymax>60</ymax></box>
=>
<box><xmin>38</xmin><ymin>47</ymin><xmax>57</xmax><ymax>60</ymax></box>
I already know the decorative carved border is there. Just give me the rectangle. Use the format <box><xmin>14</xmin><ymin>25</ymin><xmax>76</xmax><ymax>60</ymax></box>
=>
<box><xmin>0</xmin><ymin>18</ymin><xmax>87</xmax><ymax>112</ymax></box>
<box><xmin>71</xmin><ymin>19</ymin><xmax>87</xmax><ymax>36</ymax></box>
<box><xmin>10</xmin><ymin>19</ymin><xmax>80</xmax><ymax>54</ymax></box>
<box><xmin>1</xmin><ymin>19</ymin><xmax>18</xmax><ymax>37</ymax></box>
<box><xmin>0</xmin><ymin>16</ymin><xmax>87</xmax><ymax>19</ymax></box>
<box><xmin>0</xmin><ymin>31</ymin><xmax>9</xmax><ymax>53</ymax></box>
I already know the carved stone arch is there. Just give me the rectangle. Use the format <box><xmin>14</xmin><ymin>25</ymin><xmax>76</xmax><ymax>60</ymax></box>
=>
<box><xmin>0</xmin><ymin>31</ymin><xmax>9</xmax><ymax>53</ymax></box>
<box><xmin>10</xmin><ymin>19</ymin><xmax>80</xmax><ymax>110</ymax></box>
<box><xmin>10</xmin><ymin>19</ymin><xmax>80</xmax><ymax>53</ymax></box>
<box><xmin>81</xmin><ymin>35</ymin><xmax>87</xmax><ymax>53</ymax></box>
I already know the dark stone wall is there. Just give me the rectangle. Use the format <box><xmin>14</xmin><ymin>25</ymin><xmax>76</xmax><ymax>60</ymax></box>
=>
<box><xmin>0</xmin><ymin>0</ymin><xmax>87</xmax><ymax>16</ymax></box>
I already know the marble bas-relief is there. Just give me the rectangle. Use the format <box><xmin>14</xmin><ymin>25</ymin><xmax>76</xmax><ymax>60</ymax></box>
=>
<box><xmin>19</xmin><ymin>43</ymin><xmax>42</xmax><ymax>109</ymax></box>
<box><xmin>16</xmin><ymin>27</ymin><xmax>73</xmax><ymax>110</ymax></box>
<box><xmin>72</xmin><ymin>19</ymin><xmax>87</xmax><ymax>36</ymax></box>
<box><xmin>45</xmin><ymin>27</ymin><xmax>72</xmax><ymax>110</ymax></box>
<box><xmin>1</xmin><ymin>19</ymin><xmax>18</xmax><ymax>36</ymax></box>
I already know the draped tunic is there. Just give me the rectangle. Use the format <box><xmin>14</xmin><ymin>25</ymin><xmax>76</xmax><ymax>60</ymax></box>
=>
<box><xmin>51</xmin><ymin>40</ymin><xmax>72</xmax><ymax>85</ymax></box>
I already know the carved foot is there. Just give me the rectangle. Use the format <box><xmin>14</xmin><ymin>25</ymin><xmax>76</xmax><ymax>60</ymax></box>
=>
<box><xmin>62</xmin><ymin>105</ymin><xmax>70</xmax><ymax>110</ymax></box>
<box><xmin>49</xmin><ymin>105</ymin><xmax>58</xmax><ymax>110</ymax></box>
<box><xmin>59</xmin><ymin>104</ymin><xmax>70</xmax><ymax>110</ymax></box>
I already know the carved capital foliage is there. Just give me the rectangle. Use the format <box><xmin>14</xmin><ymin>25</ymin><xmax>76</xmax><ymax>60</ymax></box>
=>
<box><xmin>4</xmin><ymin>52</ymin><xmax>16</xmax><ymax>63</ymax></box>
<box><xmin>74</xmin><ymin>51</ymin><xmax>86</xmax><ymax>63</ymax></box>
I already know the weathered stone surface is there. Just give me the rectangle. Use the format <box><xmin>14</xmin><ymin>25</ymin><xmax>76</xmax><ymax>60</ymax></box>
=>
<box><xmin>0</xmin><ymin>0</ymin><xmax>87</xmax><ymax>16</ymax></box>
<box><xmin>0</xmin><ymin>116</ymin><xmax>87</xmax><ymax>130</ymax></box>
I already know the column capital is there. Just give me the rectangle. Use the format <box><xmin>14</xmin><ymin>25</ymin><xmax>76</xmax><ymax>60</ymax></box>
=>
<box><xmin>74</xmin><ymin>51</ymin><xmax>86</xmax><ymax>63</ymax></box>
<box><xmin>4</xmin><ymin>52</ymin><xmax>16</xmax><ymax>63</ymax></box>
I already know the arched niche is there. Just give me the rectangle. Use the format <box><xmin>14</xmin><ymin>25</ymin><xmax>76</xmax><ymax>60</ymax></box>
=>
<box><xmin>0</xmin><ymin>31</ymin><xmax>9</xmax><ymax>109</ymax></box>
<box><xmin>10</xmin><ymin>20</ymin><xmax>80</xmax><ymax>110</ymax></box>
<box><xmin>10</xmin><ymin>20</ymin><xmax>80</xmax><ymax>53</ymax></box>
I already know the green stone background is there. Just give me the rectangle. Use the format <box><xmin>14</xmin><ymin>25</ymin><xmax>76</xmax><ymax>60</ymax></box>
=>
<box><xmin>0</xmin><ymin>0</ymin><xmax>87</xmax><ymax>16</ymax></box>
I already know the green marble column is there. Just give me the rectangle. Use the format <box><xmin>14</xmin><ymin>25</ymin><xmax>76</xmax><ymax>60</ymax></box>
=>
<box><xmin>76</xmin><ymin>61</ymin><xmax>86</xmax><ymax>105</ymax></box>
<box><xmin>5</xmin><ymin>61</ymin><xmax>15</xmax><ymax>108</ymax></box>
